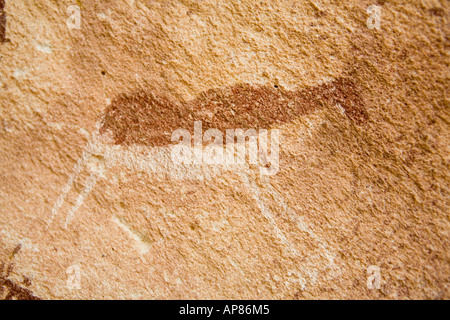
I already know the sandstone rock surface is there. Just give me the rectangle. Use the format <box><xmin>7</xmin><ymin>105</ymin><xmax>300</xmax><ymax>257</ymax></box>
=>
<box><xmin>0</xmin><ymin>0</ymin><xmax>448</xmax><ymax>299</ymax></box>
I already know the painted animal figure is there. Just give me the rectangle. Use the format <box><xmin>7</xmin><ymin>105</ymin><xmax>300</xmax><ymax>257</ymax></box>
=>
<box><xmin>49</xmin><ymin>78</ymin><xmax>366</xmax><ymax>260</ymax></box>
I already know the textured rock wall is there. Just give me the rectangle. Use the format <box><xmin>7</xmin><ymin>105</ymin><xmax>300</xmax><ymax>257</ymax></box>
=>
<box><xmin>0</xmin><ymin>0</ymin><xmax>448</xmax><ymax>299</ymax></box>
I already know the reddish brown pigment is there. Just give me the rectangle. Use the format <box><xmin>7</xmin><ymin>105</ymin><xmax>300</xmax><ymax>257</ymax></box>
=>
<box><xmin>0</xmin><ymin>0</ymin><xmax>6</xmax><ymax>43</ymax></box>
<box><xmin>100</xmin><ymin>78</ymin><xmax>368</xmax><ymax>147</ymax></box>
<box><xmin>0</xmin><ymin>245</ymin><xmax>41</xmax><ymax>300</ymax></box>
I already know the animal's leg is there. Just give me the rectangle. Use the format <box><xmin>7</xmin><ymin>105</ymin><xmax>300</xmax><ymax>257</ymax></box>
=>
<box><xmin>259</xmin><ymin>172</ymin><xmax>339</xmax><ymax>274</ymax></box>
<box><xmin>62</xmin><ymin>137</ymin><xmax>118</xmax><ymax>228</ymax></box>
<box><xmin>49</xmin><ymin>120</ymin><xmax>115</xmax><ymax>227</ymax></box>
<box><xmin>48</xmin><ymin>140</ymin><xmax>95</xmax><ymax>226</ymax></box>
<box><xmin>64</xmin><ymin>170</ymin><xmax>101</xmax><ymax>228</ymax></box>
<box><xmin>239</xmin><ymin>168</ymin><xmax>299</xmax><ymax>256</ymax></box>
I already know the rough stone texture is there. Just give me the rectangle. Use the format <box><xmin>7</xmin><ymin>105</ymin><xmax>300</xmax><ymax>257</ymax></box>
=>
<box><xmin>0</xmin><ymin>0</ymin><xmax>448</xmax><ymax>299</ymax></box>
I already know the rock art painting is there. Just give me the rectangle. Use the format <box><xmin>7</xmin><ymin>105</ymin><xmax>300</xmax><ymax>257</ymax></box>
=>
<box><xmin>0</xmin><ymin>245</ymin><xmax>40</xmax><ymax>300</ymax></box>
<box><xmin>0</xmin><ymin>0</ymin><xmax>448</xmax><ymax>301</ymax></box>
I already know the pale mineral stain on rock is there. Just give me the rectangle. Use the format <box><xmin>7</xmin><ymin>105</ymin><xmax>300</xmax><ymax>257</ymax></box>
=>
<box><xmin>35</xmin><ymin>43</ymin><xmax>52</xmax><ymax>54</ymax></box>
